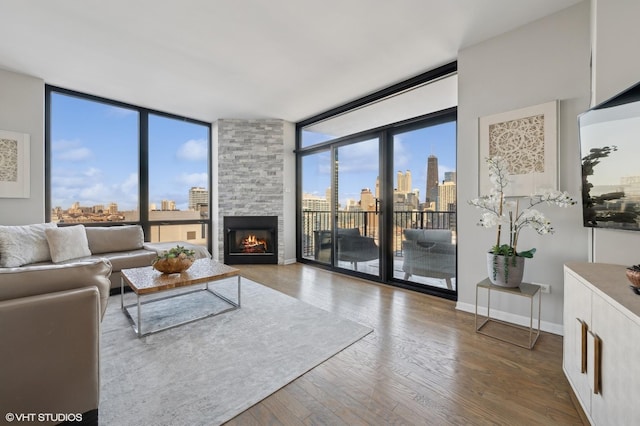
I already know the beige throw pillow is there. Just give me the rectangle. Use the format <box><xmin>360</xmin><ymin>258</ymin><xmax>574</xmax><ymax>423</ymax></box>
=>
<box><xmin>0</xmin><ymin>223</ymin><xmax>57</xmax><ymax>267</ymax></box>
<box><xmin>45</xmin><ymin>225</ymin><xmax>92</xmax><ymax>263</ymax></box>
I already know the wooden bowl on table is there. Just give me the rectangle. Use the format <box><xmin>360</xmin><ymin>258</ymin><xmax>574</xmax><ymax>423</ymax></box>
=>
<box><xmin>152</xmin><ymin>257</ymin><xmax>194</xmax><ymax>274</ymax></box>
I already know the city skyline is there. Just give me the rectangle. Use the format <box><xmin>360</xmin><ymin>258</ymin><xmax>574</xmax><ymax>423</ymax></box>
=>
<box><xmin>302</xmin><ymin>120</ymin><xmax>456</xmax><ymax>209</ymax></box>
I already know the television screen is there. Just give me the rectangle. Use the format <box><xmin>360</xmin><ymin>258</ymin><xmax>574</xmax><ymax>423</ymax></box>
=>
<box><xmin>579</xmin><ymin>82</ymin><xmax>640</xmax><ymax>231</ymax></box>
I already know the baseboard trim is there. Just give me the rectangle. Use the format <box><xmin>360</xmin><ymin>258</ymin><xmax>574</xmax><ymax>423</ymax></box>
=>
<box><xmin>456</xmin><ymin>301</ymin><xmax>563</xmax><ymax>336</ymax></box>
<box><xmin>283</xmin><ymin>258</ymin><xmax>297</xmax><ymax>265</ymax></box>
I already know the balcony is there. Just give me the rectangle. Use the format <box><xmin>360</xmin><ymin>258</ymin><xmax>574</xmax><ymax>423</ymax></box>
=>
<box><xmin>301</xmin><ymin>210</ymin><xmax>457</xmax><ymax>290</ymax></box>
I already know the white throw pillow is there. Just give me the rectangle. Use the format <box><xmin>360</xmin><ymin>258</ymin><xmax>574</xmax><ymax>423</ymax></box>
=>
<box><xmin>45</xmin><ymin>225</ymin><xmax>92</xmax><ymax>263</ymax></box>
<box><xmin>0</xmin><ymin>223</ymin><xmax>57</xmax><ymax>267</ymax></box>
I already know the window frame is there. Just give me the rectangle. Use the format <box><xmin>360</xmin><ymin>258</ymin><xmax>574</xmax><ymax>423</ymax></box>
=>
<box><xmin>295</xmin><ymin>62</ymin><xmax>458</xmax><ymax>300</ymax></box>
<box><xmin>45</xmin><ymin>85</ymin><xmax>212</xmax><ymax>254</ymax></box>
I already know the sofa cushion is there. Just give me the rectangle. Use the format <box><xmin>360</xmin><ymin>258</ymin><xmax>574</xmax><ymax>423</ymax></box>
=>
<box><xmin>0</xmin><ymin>259</ymin><xmax>112</xmax><ymax>318</ymax></box>
<box><xmin>0</xmin><ymin>223</ymin><xmax>57</xmax><ymax>267</ymax></box>
<box><xmin>90</xmin><ymin>249</ymin><xmax>158</xmax><ymax>272</ymax></box>
<box><xmin>45</xmin><ymin>225</ymin><xmax>92</xmax><ymax>263</ymax></box>
<box><xmin>85</xmin><ymin>225</ymin><xmax>144</xmax><ymax>254</ymax></box>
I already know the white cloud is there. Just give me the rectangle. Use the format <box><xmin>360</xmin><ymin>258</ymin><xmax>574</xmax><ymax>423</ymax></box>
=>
<box><xmin>84</xmin><ymin>167</ymin><xmax>102</xmax><ymax>178</ymax></box>
<box><xmin>79</xmin><ymin>183</ymin><xmax>110</xmax><ymax>203</ymax></box>
<box><xmin>393</xmin><ymin>138</ymin><xmax>411</xmax><ymax>170</ymax></box>
<box><xmin>52</xmin><ymin>139</ymin><xmax>82</xmax><ymax>151</ymax></box>
<box><xmin>53</xmin><ymin>139</ymin><xmax>93</xmax><ymax>162</ymax></box>
<box><xmin>176</xmin><ymin>139</ymin><xmax>207</xmax><ymax>161</ymax></box>
<box><xmin>120</xmin><ymin>173</ymin><xmax>138</xmax><ymax>194</ymax></box>
<box><xmin>337</xmin><ymin>139</ymin><xmax>379</xmax><ymax>173</ymax></box>
<box><xmin>178</xmin><ymin>172</ymin><xmax>208</xmax><ymax>187</ymax></box>
<box><xmin>57</xmin><ymin>147</ymin><xmax>92</xmax><ymax>161</ymax></box>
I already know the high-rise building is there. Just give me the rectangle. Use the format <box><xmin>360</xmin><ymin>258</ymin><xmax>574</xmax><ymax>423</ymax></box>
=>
<box><xmin>426</xmin><ymin>155</ymin><xmax>439</xmax><ymax>203</ymax></box>
<box><xmin>360</xmin><ymin>188</ymin><xmax>375</xmax><ymax>211</ymax></box>
<box><xmin>302</xmin><ymin>193</ymin><xmax>330</xmax><ymax>211</ymax></box>
<box><xmin>444</xmin><ymin>171</ymin><xmax>457</xmax><ymax>183</ymax></box>
<box><xmin>161</xmin><ymin>200</ymin><xmax>176</xmax><ymax>211</ymax></box>
<box><xmin>188</xmin><ymin>186</ymin><xmax>208</xmax><ymax>211</ymax></box>
<box><xmin>397</xmin><ymin>170</ymin><xmax>412</xmax><ymax>193</ymax></box>
<box><xmin>438</xmin><ymin>181</ymin><xmax>456</xmax><ymax>211</ymax></box>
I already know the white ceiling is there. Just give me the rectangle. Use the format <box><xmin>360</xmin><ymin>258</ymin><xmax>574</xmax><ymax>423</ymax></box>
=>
<box><xmin>0</xmin><ymin>0</ymin><xmax>583</xmax><ymax>123</ymax></box>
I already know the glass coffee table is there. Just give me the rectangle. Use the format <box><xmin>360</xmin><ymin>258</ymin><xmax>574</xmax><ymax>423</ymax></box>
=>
<box><xmin>120</xmin><ymin>258</ymin><xmax>241</xmax><ymax>337</ymax></box>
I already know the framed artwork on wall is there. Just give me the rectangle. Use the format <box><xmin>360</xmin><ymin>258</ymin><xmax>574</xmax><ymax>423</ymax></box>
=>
<box><xmin>0</xmin><ymin>129</ymin><xmax>30</xmax><ymax>198</ymax></box>
<box><xmin>478</xmin><ymin>100</ymin><xmax>558</xmax><ymax>197</ymax></box>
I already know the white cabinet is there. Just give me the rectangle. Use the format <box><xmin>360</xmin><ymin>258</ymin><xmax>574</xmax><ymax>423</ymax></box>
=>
<box><xmin>563</xmin><ymin>270</ymin><xmax>592</xmax><ymax>414</ymax></box>
<box><xmin>563</xmin><ymin>263</ymin><xmax>640</xmax><ymax>425</ymax></box>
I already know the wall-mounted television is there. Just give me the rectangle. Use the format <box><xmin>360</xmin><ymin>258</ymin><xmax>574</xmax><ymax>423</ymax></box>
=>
<box><xmin>579</xmin><ymin>81</ymin><xmax>640</xmax><ymax>231</ymax></box>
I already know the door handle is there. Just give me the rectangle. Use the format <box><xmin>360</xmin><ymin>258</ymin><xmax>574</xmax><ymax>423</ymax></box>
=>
<box><xmin>587</xmin><ymin>330</ymin><xmax>601</xmax><ymax>395</ymax></box>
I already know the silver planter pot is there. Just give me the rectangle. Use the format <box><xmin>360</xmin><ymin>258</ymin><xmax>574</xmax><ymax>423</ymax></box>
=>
<box><xmin>487</xmin><ymin>253</ymin><xmax>525</xmax><ymax>287</ymax></box>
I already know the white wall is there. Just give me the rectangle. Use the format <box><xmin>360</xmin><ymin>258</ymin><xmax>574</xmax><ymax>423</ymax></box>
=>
<box><xmin>0</xmin><ymin>69</ymin><xmax>44</xmax><ymax>225</ymax></box>
<box><xmin>456</xmin><ymin>2</ymin><xmax>591</xmax><ymax>333</ymax></box>
<box><xmin>589</xmin><ymin>0</ymin><xmax>640</xmax><ymax>265</ymax></box>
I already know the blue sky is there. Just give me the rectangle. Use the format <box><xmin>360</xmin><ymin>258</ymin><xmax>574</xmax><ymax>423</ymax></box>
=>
<box><xmin>302</xmin><ymin>121</ymin><xmax>456</xmax><ymax>207</ymax></box>
<box><xmin>50</xmin><ymin>93</ymin><xmax>208</xmax><ymax>211</ymax></box>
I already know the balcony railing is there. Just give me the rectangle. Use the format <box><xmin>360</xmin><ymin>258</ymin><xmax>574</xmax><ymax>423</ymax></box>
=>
<box><xmin>301</xmin><ymin>209</ymin><xmax>456</xmax><ymax>257</ymax></box>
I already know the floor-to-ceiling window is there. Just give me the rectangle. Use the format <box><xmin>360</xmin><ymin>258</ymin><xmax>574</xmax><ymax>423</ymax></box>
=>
<box><xmin>46</xmin><ymin>86</ymin><xmax>211</xmax><ymax>252</ymax></box>
<box><xmin>297</xmin><ymin>63</ymin><xmax>457</xmax><ymax>299</ymax></box>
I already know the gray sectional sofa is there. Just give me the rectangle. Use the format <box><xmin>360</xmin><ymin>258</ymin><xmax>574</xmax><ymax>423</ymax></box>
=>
<box><xmin>0</xmin><ymin>223</ymin><xmax>211</xmax><ymax>291</ymax></box>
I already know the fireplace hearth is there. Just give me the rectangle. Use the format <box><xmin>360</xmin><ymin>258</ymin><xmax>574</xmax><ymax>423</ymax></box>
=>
<box><xmin>224</xmin><ymin>216</ymin><xmax>278</xmax><ymax>264</ymax></box>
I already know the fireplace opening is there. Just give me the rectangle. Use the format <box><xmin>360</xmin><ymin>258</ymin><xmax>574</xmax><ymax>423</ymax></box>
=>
<box><xmin>229</xmin><ymin>230</ymin><xmax>272</xmax><ymax>255</ymax></box>
<box><xmin>224</xmin><ymin>216</ymin><xmax>277</xmax><ymax>264</ymax></box>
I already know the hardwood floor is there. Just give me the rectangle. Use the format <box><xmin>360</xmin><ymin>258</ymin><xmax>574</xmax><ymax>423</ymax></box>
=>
<box><xmin>226</xmin><ymin>263</ymin><xmax>583</xmax><ymax>425</ymax></box>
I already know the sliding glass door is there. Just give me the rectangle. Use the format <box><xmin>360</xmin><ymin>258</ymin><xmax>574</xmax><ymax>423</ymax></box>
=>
<box><xmin>301</xmin><ymin>137</ymin><xmax>381</xmax><ymax>279</ymax></box>
<box><xmin>301</xmin><ymin>151</ymin><xmax>332</xmax><ymax>265</ymax></box>
<box><xmin>298</xmin><ymin>111</ymin><xmax>457</xmax><ymax>297</ymax></box>
<box><xmin>334</xmin><ymin>138</ymin><xmax>380</xmax><ymax>276</ymax></box>
<box><xmin>391</xmin><ymin>121</ymin><xmax>457</xmax><ymax>291</ymax></box>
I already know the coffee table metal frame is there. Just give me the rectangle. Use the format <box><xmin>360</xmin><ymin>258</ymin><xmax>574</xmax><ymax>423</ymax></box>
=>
<box><xmin>120</xmin><ymin>259</ymin><xmax>241</xmax><ymax>337</ymax></box>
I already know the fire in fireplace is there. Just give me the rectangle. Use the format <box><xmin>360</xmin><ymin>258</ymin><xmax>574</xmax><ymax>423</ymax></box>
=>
<box><xmin>224</xmin><ymin>216</ymin><xmax>278</xmax><ymax>264</ymax></box>
<box><xmin>239</xmin><ymin>234</ymin><xmax>268</xmax><ymax>253</ymax></box>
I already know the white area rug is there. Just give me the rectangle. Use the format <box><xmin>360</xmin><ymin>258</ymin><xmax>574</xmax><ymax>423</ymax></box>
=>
<box><xmin>99</xmin><ymin>278</ymin><xmax>372</xmax><ymax>425</ymax></box>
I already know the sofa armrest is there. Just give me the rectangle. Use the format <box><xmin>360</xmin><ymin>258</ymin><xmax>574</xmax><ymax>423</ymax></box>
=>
<box><xmin>0</xmin><ymin>287</ymin><xmax>100</xmax><ymax>419</ymax></box>
<box><xmin>0</xmin><ymin>259</ymin><xmax>112</xmax><ymax>319</ymax></box>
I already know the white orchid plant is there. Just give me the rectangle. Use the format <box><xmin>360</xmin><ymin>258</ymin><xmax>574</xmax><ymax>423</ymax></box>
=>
<box><xmin>469</xmin><ymin>157</ymin><xmax>576</xmax><ymax>259</ymax></box>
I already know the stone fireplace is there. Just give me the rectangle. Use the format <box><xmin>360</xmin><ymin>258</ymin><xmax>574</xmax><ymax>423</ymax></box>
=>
<box><xmin>216</xmin><ymin>119</ymin><xmax>287</xmax><ymax>264</ymax></box>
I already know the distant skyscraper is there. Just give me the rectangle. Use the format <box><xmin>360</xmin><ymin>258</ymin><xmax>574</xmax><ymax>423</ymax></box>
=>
<box><xmin>360</xmin><ymin>188</ymin><xmax>375</xmax><ymax>211</ymax></box>
<box><xmin>444</xmin><ymin>171</ymin><xmax>457</xmax><ymax>183</ymax></box>
<box><xmin>426</xmin><ymin>155</ymin><xmax>439</xmax><ymax>203</ymax></box>
<box><xmin>438</xmin><ymin>181</ymin><xmax>456</xmax><ymax>212</ymax></box>
<box><xmin>161</xmin><ymin>200</ymin><xmax>176</xmax><ymax>211</ymax></box>
<box><xmin>188</xmin><ymin>186</ymin><xmax>208</xmax><ymax>211</ymax></box>
<box><xmin>396</xmin><ymin>170</ymin><xmax>412</xmax><ymax>194</ymax></box>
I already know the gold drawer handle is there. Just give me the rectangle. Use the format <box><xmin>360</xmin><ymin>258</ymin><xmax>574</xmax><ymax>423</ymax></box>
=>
<box><xmin>577</xmin><ymin>318</ymin><xmax>588</xmax><ymax>373</ymax></box>
<box><xmin>588</xmin><ymin>330</ymin><xmax>602</xmax><ymax>395</ymax></box>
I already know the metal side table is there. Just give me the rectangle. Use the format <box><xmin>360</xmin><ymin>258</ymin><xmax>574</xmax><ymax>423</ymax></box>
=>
<box><xmin>475</xmin><ymin>278</ymin><xmax>541</xmax><ymax>349</ymax></box>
